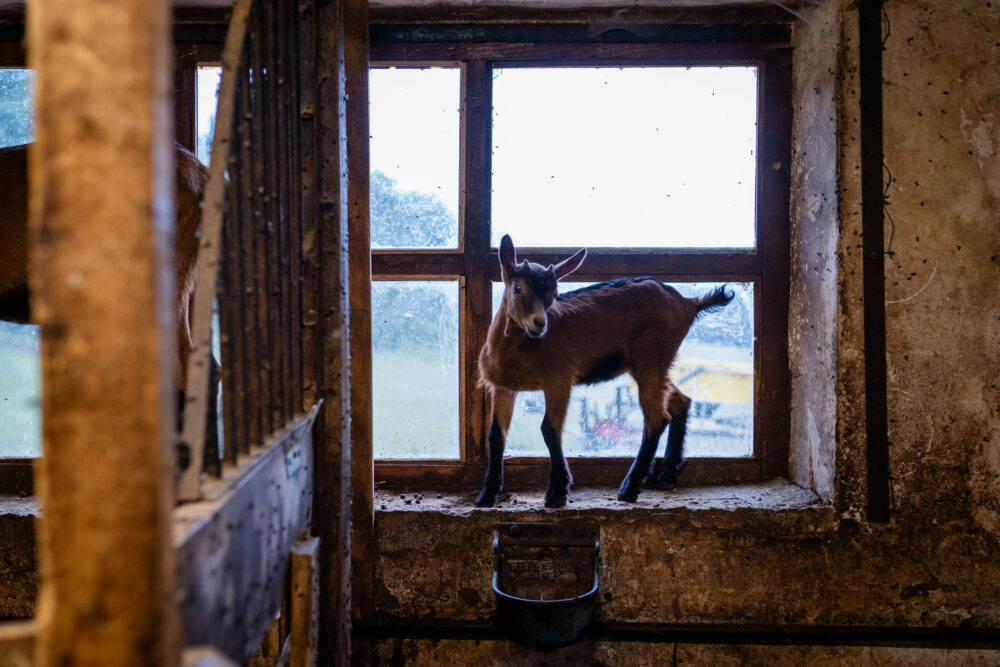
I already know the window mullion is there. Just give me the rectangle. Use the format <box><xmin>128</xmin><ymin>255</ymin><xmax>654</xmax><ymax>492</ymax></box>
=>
<box><xmin>460</xmin><ymin>59</ymin><xmax>492</xmax><ymax>466</ymax></box>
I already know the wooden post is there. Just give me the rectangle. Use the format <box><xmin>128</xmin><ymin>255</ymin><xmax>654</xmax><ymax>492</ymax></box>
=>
<box><xmin>308</xmin><ymin>0</ymin><xmax>353</xmax><ymax>664</ymax></box>
<box><xmin>345</xmin><ymin>0</ymin><xmax>374</xmax><ymax>654</ymax></box>
<box><xmin>290</xmin><ymin>537</ymin><xmax>320</xmax><ymax>667</ymax></box>
<box><xmin>27</xmin><ymin>0</ymin><xmax>179</xmax><ymax>663</ymax></box>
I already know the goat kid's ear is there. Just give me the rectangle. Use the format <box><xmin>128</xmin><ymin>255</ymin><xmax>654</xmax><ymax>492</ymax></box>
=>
<box><xmin>499</xmin><ymin>234</ymin><xmax>517</xmax><ymax>282</ymax></box>
<box><xmin>552</xmin><ymin>247</ymin><xmax>587</xmax><ymax>280</ymax></box>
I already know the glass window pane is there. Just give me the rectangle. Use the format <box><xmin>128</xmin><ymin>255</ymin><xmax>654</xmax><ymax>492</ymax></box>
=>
<box><xmin>0</xmin><ymin>69</ymin><xmax>40</xmax><ymax>457</ymax></box>
<box><xmin>491</xmin><ymin>67</ymin><xmax>757</xmax><ymax>248</ymax></box>
<box><xmin>196</xmin><ymin>66</ymin><xmax>221</xmax><ymax>165</ymax></box>
<box><xmin>373</xmin><ymin>281</ymin><xmax>460</xmax><ymax>459</ymax></box>
<box><xmin>0</xmin><ymin>68</ymin><xmax>34</xmax><ymax>148</ymax></box>
<box><xmin>491</xmin><ymin>281</ymin><xmax>753</xmax><ymax>458</ymax></box>
<box><xmin>369</xmin><ymin>68</ymin><xmax>460</xmax><ymax>249</ymax></box>
<box><xmin>0</xmin><ymin>322</ymin><xmax>41</xmax><ymax>458</ymax></box>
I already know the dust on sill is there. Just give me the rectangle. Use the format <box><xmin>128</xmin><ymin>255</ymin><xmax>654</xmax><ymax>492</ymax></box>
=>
<box><xmin>375</xmin><ymin>478</ymin><xmax>834</xmax><ymax>531</ymax></box>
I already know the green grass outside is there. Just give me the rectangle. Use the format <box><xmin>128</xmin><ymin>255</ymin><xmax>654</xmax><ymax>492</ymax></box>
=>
<box><xmin>0</xmin><ymin>322</ymin><xmax>41</xmax><ymax>458</ymax></box>
<box><xmin>373</xmin><ymin>348</ymin><xmax>459</xmax><ymax>459</ymax></box>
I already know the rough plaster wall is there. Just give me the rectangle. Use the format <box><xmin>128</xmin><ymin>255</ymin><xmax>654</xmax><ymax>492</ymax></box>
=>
<box><xmin>878</xmin><ymin>0</ymin><xmax>1000</xmax><ymax>537</ymax></box>
<box><xmin>788</xmin><ymin>0</ymin><xmax>839</xmax><ymax>501</ymax></box>
<box><xmin>371</xmin><ymin>0</ymin><xmax>1000</xmax><ymax>652</ymax></box>
<box><xmin>373</xmin><ymin>640</ymin><xmax>1000</xmax><ymax>666</ymax></box>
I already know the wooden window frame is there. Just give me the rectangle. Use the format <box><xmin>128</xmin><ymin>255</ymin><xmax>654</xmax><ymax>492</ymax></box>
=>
<box><xmin>370</xmin><ymin>33</ymin><xmax>792</xmax><ymax>490</ymax></box>
<box><xmin>0</xmin><ymin>43</ymin><xmax>34</xmax><ymax>495</ymax></box>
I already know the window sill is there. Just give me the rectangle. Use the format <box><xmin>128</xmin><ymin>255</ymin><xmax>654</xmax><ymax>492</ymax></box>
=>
<box><xmin>375</xmin><ymin>478</ymin><xmax>834</xmax><ymax>533</ymax></box>
<box><xmin>0</xmin><ymin>495</ymin><xmax>39</xmax><ymax>518</ymax></box>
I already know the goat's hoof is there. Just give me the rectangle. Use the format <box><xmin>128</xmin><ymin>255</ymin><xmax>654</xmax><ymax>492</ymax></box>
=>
<box><xmin>544</xmin><ymin>489</ymin><xmax>568</xmax><ymax>508</ymax></box>
<box><xmin>651</xmin><ymin>460</ymin><xmax>686</xmax><ymax>489</ymax></box>
<box><xmin>617</xmin><ymin>489</ymin><xmax>640</xmax><ymax>502</ymax></box>
<box><xmin>617</xmin><ymin>482</ymin><xmax>640</xmax><ymax>502</ymax></box>
<box><xmin>475</xmin><ymin>489</ymin><xmax>499</xmax><ymax>507</ymax></box>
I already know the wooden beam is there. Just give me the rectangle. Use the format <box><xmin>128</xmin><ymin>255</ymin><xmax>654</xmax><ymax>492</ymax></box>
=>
<box><xmin>290</xmin><ymin>537</ymin><xmax>320</xmax><ymax>667</ymax></box>
<box><xmin>174</xmin><ymin>406</ymin><xmax>318</xmax><ymax>664</ymax></box>
<box><xmin>26</xmin><ymin>0</ymin><xmax>179</xmax><ymax>662</ymax></box>
<box><xmin>0</xmin><ymin>620</ymin><xmax>35</xmax><ymax>667</ymax></box>
<box><xmin>345</xmin><ymin>0</ymin><xmax>375</xmax><ymax>645</ymax></box>
<box><xmin>309</xmin><ymin>0</ymin><xmax>353</xmax><ymax>664</ymax></box>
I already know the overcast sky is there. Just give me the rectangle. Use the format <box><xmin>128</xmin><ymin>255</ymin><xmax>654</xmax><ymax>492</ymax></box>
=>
<box><xmin>369</xmin><ymin>65</ymin><xmax>758</xmax><ymax>249</ymax></box>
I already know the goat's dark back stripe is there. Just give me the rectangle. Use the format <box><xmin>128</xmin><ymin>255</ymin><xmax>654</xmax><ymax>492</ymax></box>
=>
<box><xmin>556</xmin><ymin>276</ymin><xmax>659</xmax><ymax>301</ymax></box>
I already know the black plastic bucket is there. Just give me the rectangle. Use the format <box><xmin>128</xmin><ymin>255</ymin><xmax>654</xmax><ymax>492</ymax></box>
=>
<box><xmin>492</xmin><ymin>522</ymin><xmax>600</xmax><ymax>650</ymax></box>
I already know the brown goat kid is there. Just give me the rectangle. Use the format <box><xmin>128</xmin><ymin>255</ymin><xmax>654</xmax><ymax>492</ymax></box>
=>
<box><xmin>0</xmin><ymin>142</ymin><xmax>208</xmax><ymax>393</ymax></box>
<box><xmin>476</xmin><ymin>235</ymin><xmax>734</xmax><ymax>508</ymax></box>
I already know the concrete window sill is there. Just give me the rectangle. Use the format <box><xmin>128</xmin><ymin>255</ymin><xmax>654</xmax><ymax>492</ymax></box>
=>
<box><xmin>375</xmin><ymin>478</ymin><xmax>836</xmax><ymax>533</ymax></box>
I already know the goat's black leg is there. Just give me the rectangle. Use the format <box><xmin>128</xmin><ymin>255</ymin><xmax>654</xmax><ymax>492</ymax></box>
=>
<box><xmin>541</xmin><ymin>389</ymin><xmax>572</xmax><ymax>508</ymax></box>
<box><xmin>476</xmin><ymin>388</ymin><xmax>516</xmax><ymax>507</ymax></box>
<box><xmin>617</xmin><ymin>421</ymin><xmax>667</xmax><ymax>502</ymax></box>
<box><xmin>476</xmin><ymin>415</ymin><xmax>506</xmax><ymax>507</ymax></box>
<box><xmin>652</xmin><ymin>386</ymin><xmax>691</xmax><ymax>489</ymax></box>
<box><xmin>541</xmin><ymin>416</ymin><xmax>572</xmax><ymax>508</ymax></box>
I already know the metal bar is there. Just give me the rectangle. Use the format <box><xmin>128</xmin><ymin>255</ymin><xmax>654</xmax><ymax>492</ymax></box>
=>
<box><xmin>178</xmin><ymin>0</ymin><xmax>254</xmax><ymax>499</ymax></box>
<box><xmin>859</xmin><ymin>0</ymin><xmax>891</xmax><ymax>523</ymax></box>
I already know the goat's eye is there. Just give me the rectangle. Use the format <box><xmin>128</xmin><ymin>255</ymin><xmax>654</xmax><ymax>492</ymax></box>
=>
<box><xmin>513</xmin><ymin>285</ymin><xmax>521</xmax><ymax>294</ymax></box>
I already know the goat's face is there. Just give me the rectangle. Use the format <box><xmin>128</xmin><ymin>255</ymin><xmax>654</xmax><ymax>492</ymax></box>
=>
<box><xmin>498</xmin><ymin>235</ymin><xmax>586</xmax><ymax>339</ymax></box>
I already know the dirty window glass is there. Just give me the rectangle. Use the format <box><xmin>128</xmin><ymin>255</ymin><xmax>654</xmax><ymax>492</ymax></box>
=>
<box><xmin>197</xmin><ymin>66</ymin><xmax>221</xmax><ymax>165</ymax></box>
<box><xmin>491</xmin><ymin>67</ymin><xmax>758</xmax><ymax>249</ymax></box>
<box><xmin>0</xmin><ymin>69</ymin><xmax>33</xmax><ymax>146</ymax></box>
<box><xmin>0</xmin><ymin>69</ymin><xmax>41</xmax><ymax>458</ymax></box>
<box><xmin>491</xmin><ymin>281</ymin><xmax>754</xmax><ymax>458</ymax></box>
<box><xmin>369</xmin><ymin>68</ymin><xmax>460</xmax><ymax>249</ymax></box>
<box><xmin>373</xmin><ymin>281</ymin><xmax>460</xmax><ymax>459</ymax></box>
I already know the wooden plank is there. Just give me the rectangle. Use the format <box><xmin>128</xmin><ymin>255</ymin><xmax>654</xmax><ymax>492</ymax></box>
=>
<box><xmin>250</xmin><ymin>2</ymin><xmax>275</xmax><ymax>441</ymax></box>
<box><xmin>0</xmin><ymin>620</ymin><xmax>35</xmax><ymax>667</ymax></box>
<box><xmin>372</xmin><ymin>250</ymin><xmax>760</xmax><ymax>278</ymax></box>
<box><xmin>174</xmin><ymin>58</ymin><xmax>197</xmax><ymax>151</ymax></box>
<box><xmin>757</xmin><ymin>48</ymin><xmax>793</xmax><ymax>482</ymax></box>
<box><xmin>174</xmin><ymin>406</ymin><xmax>318</xmax><ymax>664</ymax></box>
<box><xmin>345</xmin><ymin>0</ymin><xmax>375</xmax><ymax>634</ymax></box>
<box><xmin>290</xmin><ymin>537</ymin><xmax>320</xmax><ymax>667</ymax></box>
<box><xmin>179</xmin><ymin>0</ymin><xmax>253</xmax><ymax>500</ymax></box>
<box><xmin>27</xmin><ymin>0</ymin><xmax>178</xmax><ymax>661</ymax></box>
<box><xmin>312</xmin><ymin>0</ymin><xmax>353</xmax><ymax>663</ymax></box>
<box><xmin>370</xmin><ymin>41</ymin><xmax>783</xmax><ymax>64</ymax></box>
<box><xmin>0</xmin><ymin>460</ymin><xmax>32</xmax><ymax>496</ymax></box>
<box><xmin>460</xmin><ymin>61</ymin><xmax>491</xmax><ymax>468</ymax></box>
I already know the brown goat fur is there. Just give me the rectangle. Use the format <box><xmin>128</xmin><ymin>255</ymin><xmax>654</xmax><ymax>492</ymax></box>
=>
<box><xmin>0</xmin><ymin>141</ymin><xmax>208</xmax><ymax>390</ymax></box>
<box><xmin>476</xmin><ymin>234</ymin><xmax>734</xmax><ymax>507</ymax></box>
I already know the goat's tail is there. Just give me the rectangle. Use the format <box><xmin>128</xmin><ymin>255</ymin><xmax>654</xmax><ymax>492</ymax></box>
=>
<box><xmin>693</xmin><ymin>285</ymin><xmax>734</xmax><ymax>316</ymax></box>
